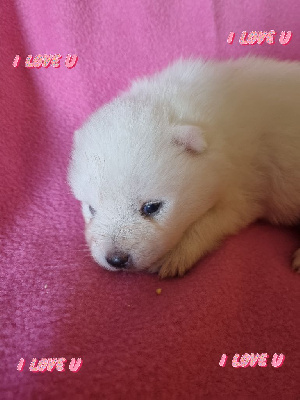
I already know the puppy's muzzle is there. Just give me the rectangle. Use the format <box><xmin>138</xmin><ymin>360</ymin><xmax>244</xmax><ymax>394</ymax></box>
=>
<box><xmin>105</xmin><ymin>251</ymin><xmax>131</xmax><ymax>269</ymax></box>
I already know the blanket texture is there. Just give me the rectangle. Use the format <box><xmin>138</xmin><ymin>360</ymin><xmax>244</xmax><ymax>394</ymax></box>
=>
<box><xmin>0</xmin><ymin>1</ymin><xmax>299</xmax><ymax>398</ymax></box>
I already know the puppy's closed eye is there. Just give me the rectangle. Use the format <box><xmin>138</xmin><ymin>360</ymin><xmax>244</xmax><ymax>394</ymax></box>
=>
<box><xmin>89</xmin><ymin>205</ymin><xmax>96</xmax><ymax>216</ymax></box>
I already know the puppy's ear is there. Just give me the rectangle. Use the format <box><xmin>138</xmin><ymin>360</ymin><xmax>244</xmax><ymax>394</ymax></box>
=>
<box><xmin>172</xmin><ymin>125</ymin><xmax>207</xmax><ymax>154</ymax></box>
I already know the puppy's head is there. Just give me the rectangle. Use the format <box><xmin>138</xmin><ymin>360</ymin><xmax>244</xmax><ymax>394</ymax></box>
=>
<box><xmin>68</xmin><ymin>96</ymin><xmax>220</xmax><ymax>273</ymax></box>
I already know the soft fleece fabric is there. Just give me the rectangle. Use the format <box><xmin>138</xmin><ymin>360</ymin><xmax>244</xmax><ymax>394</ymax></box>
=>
<box><xmin>0</xmin><ymin>1</ymin><xmax>299</xmax><ymax>399</ymax></box>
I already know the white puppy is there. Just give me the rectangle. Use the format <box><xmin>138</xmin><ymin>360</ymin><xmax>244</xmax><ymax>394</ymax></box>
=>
<box><xmin>68</xmin><ymin>57</ymin><xmax>300</xmax><ymax>278</ymax></box>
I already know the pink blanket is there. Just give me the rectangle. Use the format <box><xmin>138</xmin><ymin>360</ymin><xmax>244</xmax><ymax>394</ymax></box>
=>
<box><xmin>1</xmin><ymin>1</ymin><xmax>299</xmax><ymax>398</ymax></box>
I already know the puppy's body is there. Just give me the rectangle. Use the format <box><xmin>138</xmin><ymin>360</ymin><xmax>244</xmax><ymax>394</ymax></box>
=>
<box><xmin>69</xmin><ymin>57</ymin><xmax>300</xmax><ymax>277</ymax></box>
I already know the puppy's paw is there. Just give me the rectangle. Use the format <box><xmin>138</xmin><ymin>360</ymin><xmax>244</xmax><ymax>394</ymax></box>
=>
<box><xmin>292</xmin><ymin>248</ymin><xmax>300</xmax><ymax>273</ymax></box>
<box><xmin>158</xmin><ymin>248</ymin><xmax>192</xmax><ymax>279</ymax></box>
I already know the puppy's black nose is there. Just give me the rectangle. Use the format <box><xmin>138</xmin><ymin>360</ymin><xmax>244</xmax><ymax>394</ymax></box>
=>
<box><xmin>106</xmin><ymin>253</ymin><xmax>130</xmax><ymax>269</ymax></box>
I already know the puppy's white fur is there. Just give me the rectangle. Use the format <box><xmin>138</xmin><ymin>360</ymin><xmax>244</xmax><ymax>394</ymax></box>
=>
<box><xmin>68</xmin><ymin>57</ymin><xmax>300</xmax><ymax>277</ymax></box>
